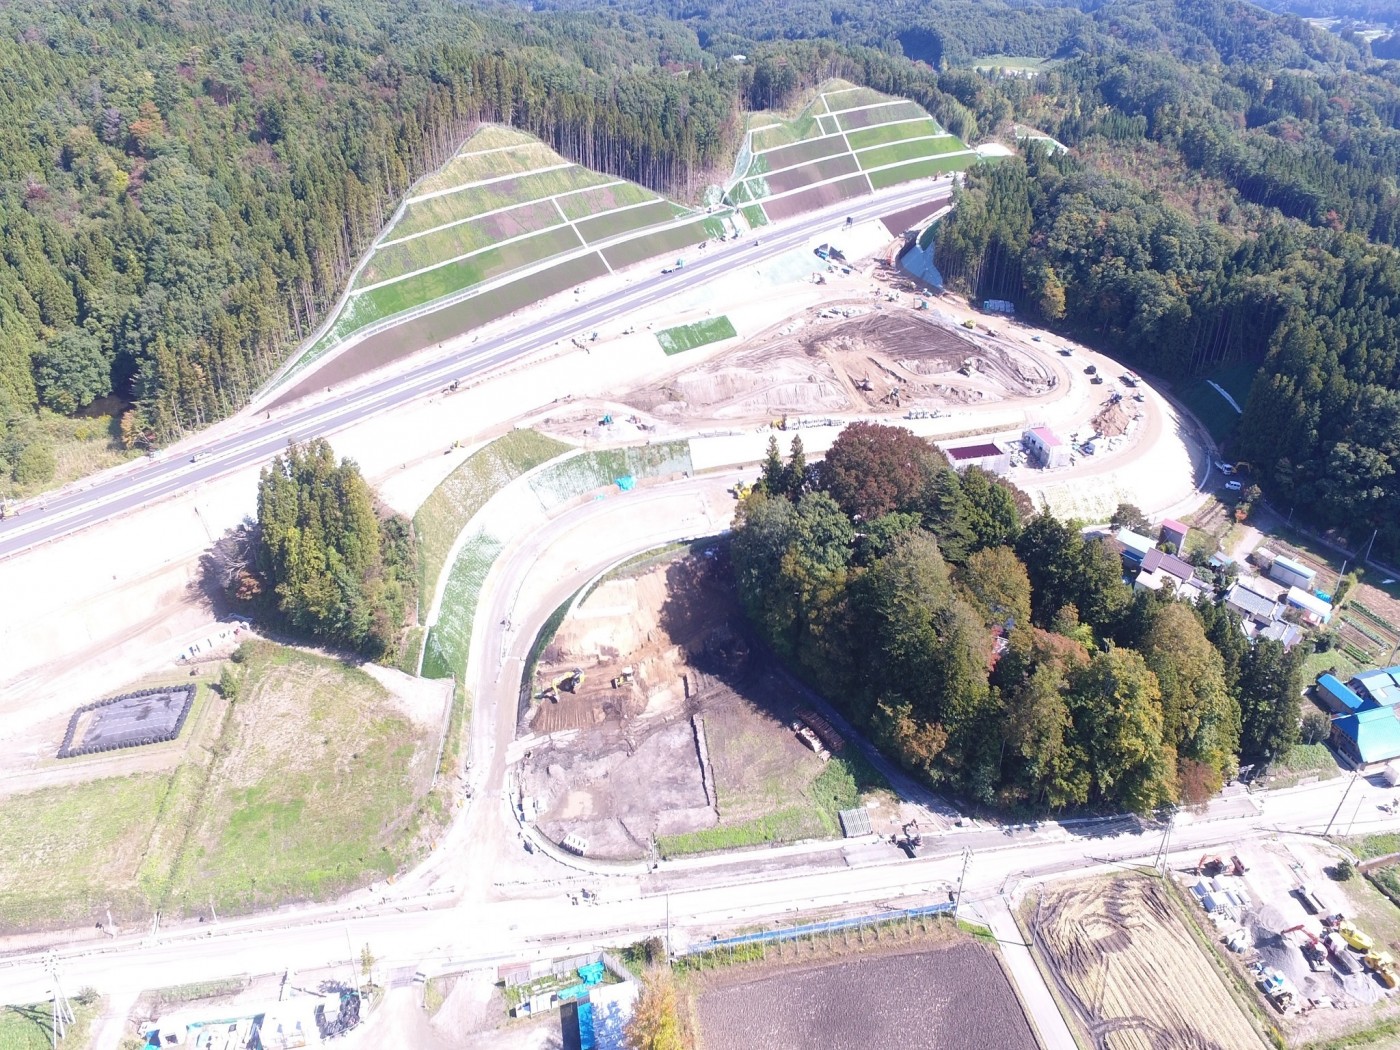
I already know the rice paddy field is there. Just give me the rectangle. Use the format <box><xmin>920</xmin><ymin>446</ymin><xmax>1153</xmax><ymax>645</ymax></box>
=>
<box><xmin>726</xmin><ymin>81</ymin><xmax>977</xmax><ymax>228</ymax></box>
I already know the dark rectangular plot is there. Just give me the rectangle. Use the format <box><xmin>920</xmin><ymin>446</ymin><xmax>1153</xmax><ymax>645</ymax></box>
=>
<box><xmin>881</xmin><ymin>196</ymin><xmax>951</xmax><ymax>236</ymax></box>
<box><xmin>761</xmin><ymin>174</ymin><xmax>871</xmax><ymax>223</ymax></box>
<box><xmin>600</xmin><ymin>219</ymin><xmax>712</xmax><ymax>271</ymax></box>
<box><xmin>576</xmin><ymin>200</ymin><xmax>679</xmax><ymax>244</ymax></box>
<box><xmin>59</xmin><ymin>685</ymin><xmax>196</xmax><ymax>758</ymax></box>
<box><xmin>758</xmin><ymin>135</ymin><xmax>851</xmax><ymax>173</ymax></box>
<box><xmin>836</xmin><ymin>101</ymin><xmax>925</xmax><ymax>132</ymax></box>
<box><xmin>270</xmin><ymin>253</ymin><xmax>609</xmax><ymax>405</ymax></box>
<box><xmin>762</xmin><ymin>154</ymin><xmax>860</xmax><ymax>195</ymax></box>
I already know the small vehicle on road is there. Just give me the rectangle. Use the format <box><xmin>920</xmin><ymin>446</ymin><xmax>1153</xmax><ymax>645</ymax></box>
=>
<box><xmin>190</xmin><ymin>451</ymin><xmax>211</xmax><ymax>463</ymax></box>
<box><xmin>1225</xmin><ymin>479</ymin><xmax>1243</xmax><ymax>491</ymax></box>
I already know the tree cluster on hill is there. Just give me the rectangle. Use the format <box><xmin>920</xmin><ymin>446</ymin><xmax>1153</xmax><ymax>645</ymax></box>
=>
<box><xmin>240</xmin><ymin>439</ymin><xmax>415</xmax><ymax>658</ymax></box>
<box><xmin>0</xmin><ymin>0</ymin><xmax>769</xmax><ymax>493</ymax></box>
<box><xmin>731</xmin><ymin>424</ymin><xmax>1305</xmax><ymax>813</ymax></box>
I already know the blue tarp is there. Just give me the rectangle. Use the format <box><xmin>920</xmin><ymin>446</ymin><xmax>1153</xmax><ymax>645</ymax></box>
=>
<box><xmin>898</xmin><ymin>243</ymin><xmax>943</xmax><ymax>289</ymax></box>
<box><xmin>614</xmin><ymin>476</ymin><xmax>636</xmax><ymax>491</ymax></box>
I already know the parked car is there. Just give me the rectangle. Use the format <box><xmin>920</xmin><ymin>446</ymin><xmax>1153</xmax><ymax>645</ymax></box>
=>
<box><xmin>1225</xmin><ymin>480</ymin><xmax>1243</xmax><ymax>491</ymax></box>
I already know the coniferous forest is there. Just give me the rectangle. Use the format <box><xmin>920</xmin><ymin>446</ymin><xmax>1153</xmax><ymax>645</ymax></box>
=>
<box><xmin>5</xmin><ymin>0</ymin><xmax>1400</xmax><ymax>563</ymax></box>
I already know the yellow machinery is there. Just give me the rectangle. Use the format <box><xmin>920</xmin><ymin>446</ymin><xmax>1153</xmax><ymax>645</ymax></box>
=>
<box><xmin>1341</xmin><ymin>921</ymin><xmax>1375</xmax><ymax>952</ymax></box>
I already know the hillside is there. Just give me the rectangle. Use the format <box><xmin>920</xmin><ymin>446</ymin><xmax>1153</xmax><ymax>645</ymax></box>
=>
<box><xmin>728</xmin><ymin>82</ymin><xmax>976</xmax><ymax>228</ymax></box>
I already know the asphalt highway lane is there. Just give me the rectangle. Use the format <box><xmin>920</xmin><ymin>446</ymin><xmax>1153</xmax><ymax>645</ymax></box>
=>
<box><xmin>0</xmin><ymin>178</ymin><xmax>955</xmax><ymax>562</ymax></box>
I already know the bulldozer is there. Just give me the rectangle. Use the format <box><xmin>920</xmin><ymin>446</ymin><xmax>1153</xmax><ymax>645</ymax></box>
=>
<box><xmin>1365</xmin><ymin>950</ymin><xmax>1399</xmax><ymax>988</ymax></box>
<box><xmin>610</xmin><ymin>666</ymin><xmax>635</xmax><ymax>689</ymax></box>
<box><xmin>729</xmin><ymin>481</ymin><xmax>752</xmax><ymax>501</ymax></box>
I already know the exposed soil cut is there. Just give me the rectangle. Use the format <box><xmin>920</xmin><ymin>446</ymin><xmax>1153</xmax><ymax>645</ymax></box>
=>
<box><xmin>516</xmin><ymin>549</ymin><xmax>830</xmax><ymax>861</ymax></box>
<box><xmin>616</xmin><ymin>307</ymin><xmax>1054</xmax><ymax>424</ymax></box>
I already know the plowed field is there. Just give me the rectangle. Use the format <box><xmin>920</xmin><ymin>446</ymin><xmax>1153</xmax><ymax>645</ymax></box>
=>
<box><xmin>1031</xmin><ymin>877</ymin><xmax>1268</xmax><ymax>1050</ymax></box>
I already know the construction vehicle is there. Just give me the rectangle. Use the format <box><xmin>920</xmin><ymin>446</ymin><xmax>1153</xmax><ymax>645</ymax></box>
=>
<box><xmin>1259</xmin><ymin>970</ymin><xmax>1296</xmax><ymax>1012</ymax></box>
<box><xmin>1324</xmin><ymin>932</ymin><xmax>1360</xmax><ymax>973</ymax></box>
<box><xmin>1340</xmin><ymin>920</ymin><xmax>1374</xmax><ymax>952</ymax></box>
<box><xmin>609</xmin><ymin>667</ymin><xmax>635</xmax><ymax>689</ymax></box>
<box><xmin>1284</xmin><ymin>927</ymin><xmax>1330</xmax><ymax>972</ymax></box>
<box><xmin>729</xmin><ymin>481</ymin><xmax>752</xmax><ymax>501</ymax></box>
<box><xmin>1197</xmin><ymin>854</ymin><xmax>1228</xmax><ymax>877</ymax></box>
<box><xmin>915</xmin><ymin>299</ymin><xmax>929</xmax><ymax>310</ymax></box>
<box><xmin>961</xmin><ymin>319</ymin><xmax>976</xmax><ymax>329</ymax></box>
<box><xmin>1231</xmin><ymin>855</ymin><xmax>1247</xmax><ymax>876</ymax></box>
<box><xmin>553</xmin><ymin>669</ymin><xmax>586</xmax><ymax>694</ymax></box>
<box><xmin>598</xmin><ymin>414</ymin><xmax>614</xmax><ymax>426</ymax></box>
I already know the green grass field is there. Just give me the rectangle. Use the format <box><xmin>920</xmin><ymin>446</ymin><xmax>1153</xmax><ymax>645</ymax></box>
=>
<box><xmin>655</xmin><ymin>316</ymin><xmax>738</xmax><ymax>355</ymax></box>
<box><xmin>349</xmin><ymin>224</ymin><xmax>583</xmax><ymax>326</ymax></box>
<box><xmin>575</xmin><ymin>199</ymin><xmax>684</xmax><ymax>244</ymax></box>
<box><xmin>971</xmin><ymin>54</ymin><xmax>1056</xmax><ymax>72</ymax></box>
<box><xmin>361</xmin><ymin>199</ymin><xmax>566</xmax><ymax>285</ymax></box>
<box><xmin>413</xmin><ymin>429</ymin><xmax>569</xmax><ymax>606</ymax></box>
<box><xmin>658</xmin><ymin>752</ymin><xmax>887</xmax><ymax>858</ymax></box>
<box><xmin>858</xmin><ymin>137</ymin><xmax>967</xmax><ymax>171</ymax></box>
<box><xmin>600</xmin><ymin>216</ymin><xmax>726</xmax><ymax>270</ymax></box>
<box><xmin>421</xmin><ymin>531</ymin><xmax>504</xmax><ymax>682</ymax></box>
<box><xmin>415</xmin><ymin>140</ymin><xmax>563</xmax><ymax>196</ymax></box>
<box><xmin>846</xmin><ymin>118</ymin><xmax>941</xmax><ymax>151</ymax></box>
<box><xmin>822</xmin><ymin>85</ymin><xmax>890</xmax><ymax>109</ymax></box>
<box><xmin>556</xmin><ymin>180</ymin><xmax>657</xmax><ymax>221</ymax></box>
<box><xmin>0</xmin><ymin>998</ymin><xmax>100</xmax><ymax>1049</ymax></box>
<box><xmin>867</xmin><ymin>153</ymin><xmax>974</xmax><ymax>190</ymax></box>
<box><xmin>392</xmin><ymin>164</ymin><xmax>611</xmax><ymax>240</ymax></box>
<box><xmin>741</xmin><ymin>204</ymin><xmax>767</xmax><ymax>229</ymax></box>
<box><xmin>0</xmin><ymin>644</ymin><xmax>440</xmax><ymax>931</ymax></box>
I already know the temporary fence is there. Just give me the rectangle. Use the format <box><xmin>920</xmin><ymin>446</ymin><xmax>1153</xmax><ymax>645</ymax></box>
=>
<box><xmin>679</xmin><ymin>901</ymin><xmax>957</xmax><ymax>959</ymax></box>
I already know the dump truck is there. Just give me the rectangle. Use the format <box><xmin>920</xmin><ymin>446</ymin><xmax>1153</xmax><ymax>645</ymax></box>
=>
<box><xmin>1325</xmin><ymin>932</ymin><xmax>1360</xmax><ymax>974</ymax></box>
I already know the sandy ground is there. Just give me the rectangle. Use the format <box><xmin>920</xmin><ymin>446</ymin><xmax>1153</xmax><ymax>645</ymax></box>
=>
<box><xmin>0</xmin><ymin>205</ymin><xmax>1200</xmax><ymax>772</ymax></box>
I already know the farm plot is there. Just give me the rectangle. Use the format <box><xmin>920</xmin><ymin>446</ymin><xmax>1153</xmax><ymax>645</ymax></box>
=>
<box><xmin>600</xmin><ymin>217</ymin><xmax>723</xmax><ymax>270</ymax></box>
<box><xmin>758</xmin><ymin>134</ymin><xmax>852</xmax><ymax>173</ymax></box>
<box><xmin>868</xmin><ymin>154</ymin><xmax>974</xmax><ymax>190</ymax></box>
<box><xmin>415</xmin><ymin>140</ymin><xmax>564</xmax><ymax>196</ymax></box>
<box><xmin>834</xmin><ymin>100</ymin><xmax>927</xmax><ymax>132</ymax></box>
<box><xmin>392</xmin><ymin>166</ymin><xmax>611</xmax><ymax>240</ymax></box>
<box><xmin>749</xmin><ymin>153</ymin><xmax>860</xmax><ymax>196</ymax></box>
<box><xmin>359</xmin><ymin>199</ymin><xmax>565</xmax><ymax>286</ymax></box>
<box><xmin>556</xmin><ymin>181</ymin><xmax>657</xmax><ymax>221</ymax></box>
<box><xmin>761</xmin><ymin>174</ymin><xmax>871</xmax><ymax>223</ymax></box>
<box><xmin>575</xmin><ymin>199</ymin><xmax>684</xmax><ymax>244</ymax></box>
<box><xmin>820</xmin><ymin>84</ymin><xmax>890</xmax><ymax>109</ymax></box>
<box><xmin>352</xmin><ymin>224</ymin><xmax>585</xmax><ymax>323</ymax></box>
<box><xmin>656</xmin><ymin>316</ymin><xmax>738</xmax><ymax>356</ymax></box>
<box><xmin>271</xmin><ymin>253</ymin><xmax>609</xmax><ymax>404</ymax></box>
<box><xmin>857</xmin><ymin>137</ymin><xmax>965</xmax><ymax>171</ymax></box>
<box><xmin>1031</xmin><ymin>876</ymin><xmax>1269</xmax><ymax>1050</ymax></box>
<box><xmin>694</xmin><ymin>941</ymin><xmax>1036</xmax><ymax>1050</ymax></box>
<box><xmin>846</xmin><ymin>118</ymin><xmax>942</xmax><ymax>151</ymax></box>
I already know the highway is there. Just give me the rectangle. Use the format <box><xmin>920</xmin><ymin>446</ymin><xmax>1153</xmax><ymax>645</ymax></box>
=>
<box><xmin>0</xmin><ymin>177</ymin><xmax>956</xmax><ymax>562</ymax></box>
<box><xmin>2</xmin><ymin>471</ymin><xmax>1397</xmax><ymax>1033</ymax></box>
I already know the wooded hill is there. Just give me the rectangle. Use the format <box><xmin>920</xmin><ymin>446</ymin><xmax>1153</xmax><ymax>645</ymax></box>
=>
<box><xmin>734</xmin><ymin>425</ymin><xmax>1305</xmax><ymax>814</ymax></box>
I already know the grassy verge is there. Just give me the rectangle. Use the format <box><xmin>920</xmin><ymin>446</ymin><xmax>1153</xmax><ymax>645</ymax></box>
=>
<box><xmin>413</xmin><ymin>430</ymin><xmax>570</xmax><ymax>608</ymax></box>
<box><xmin>658</xmin><ymin>752</ymin><xmax>887</xmax><ymax>859</ymax></box>
<box><xmin>0</xmin><ymin>642</ymin><xmax>441</xmax><ymax>932</ymax></box>
<box><xmin>2</xmin><ymin>405</ymin><xmax>141</xmax><ymax>502</ymax></box>
<box><xmin>655</xmin><ymin>316</ymin><xmax>738</xmax><ymax>355</ymax></box>
<box><xmin>1265</xmin><ymin>741</ymin><xmax>1342</xmax><ymax>788</ymax></box>
<box><xmin>0</xmin><ymin>995</ymin><xmax>101</xmax><ymax>1049</ymax></box>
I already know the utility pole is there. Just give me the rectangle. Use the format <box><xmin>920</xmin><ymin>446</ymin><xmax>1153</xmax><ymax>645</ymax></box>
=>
<box><xmin>953</xmin><ymin>848</ymin><xmax>971</xmax><ymax>923</ymax></box>
<box><xmin>1364</xmin><ymin>528</ymin><xmax>1380</xmax><ymax>567</ymax></box>
<box><xmin>664</xmin><ymin>893</ymin><xmax>672</xmax><ymax>961</ymax></box>
<box><xmin>1324</xmin><ymin>772</ymin><xmax>1361</xmax><ymax>838</ymax></box>
<box><xmin>1154</xmin><ymin>808</ymin><xmax>1177</xmax><ymax>877</ymax></box>
<box><xmin>344</xmin><ymin>925</ymin><xmax>360</xmax><ymax>993</ymax></box>
<box><xmin>46</xmin><ymin>953</ymin><xmax>74</xmax><ymax>1049</ymax></box>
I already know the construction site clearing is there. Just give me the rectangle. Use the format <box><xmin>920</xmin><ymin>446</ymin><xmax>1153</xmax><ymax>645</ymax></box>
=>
<box><xmin>511</xmin><ymin>547</ymin><xmax>890</xmax><ymax>862</ymax></box>
<box><xmin>613</xmin><ymin>298</ymin><xmax>1057</xmax><ymax>429</ymax></box>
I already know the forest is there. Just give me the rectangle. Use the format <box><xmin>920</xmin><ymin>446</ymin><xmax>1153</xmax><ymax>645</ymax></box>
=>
<box><xmin>6</xmin><ymin>0</ymin><xmax>1400</xmax><ymax>561</ymax></box>
<box><xmin>732</xmin><ymin>425</ymin><xmax>1306</xmax><ymax>814</ymax></box>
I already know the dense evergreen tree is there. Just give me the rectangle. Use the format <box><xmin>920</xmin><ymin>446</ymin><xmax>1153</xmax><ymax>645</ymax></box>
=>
<box><xmin>254</xmin><ymin>439</ymin><xmax>415</xmax><ymax>658</ymax></box>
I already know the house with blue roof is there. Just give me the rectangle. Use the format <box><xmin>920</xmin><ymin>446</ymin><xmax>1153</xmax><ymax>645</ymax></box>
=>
<box><xmin>1333</xmin><ymin>706</ymin><xmax>1400</xmax><ymax>767</ymax></box>
<box><xmin>1321</xmin><ymin>664</ymin><xmax>1400</xmax><ymax>767</ymax></box>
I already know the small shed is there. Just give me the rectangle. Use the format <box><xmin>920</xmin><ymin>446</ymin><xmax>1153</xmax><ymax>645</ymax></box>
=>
<box><xmin>1270</xmin><ymin>555</ymin><xmax>1317</xmax><ymax>590</ymax></box>
<box><xmin>1023</xmin><ymin>427</ymin><xmax>1071</xmax><ymax>469</ymax></box>
<box><xmin>1159</xmin><ymin>518</ymin><xmax>1189</xmax><ymax>552</ymax></box>
<box><xmin>1383</xmin><ymin>761</ymin><xmax>1400</xmax><ymax>788</ymax></box>
<box><xmin>1286</xmin><ymin>586</ymin><xmax>1333</xmax><ymax>625</ymax></box>
<box><xmin>944</xmin><ymin>442</ymin><xmax>1011</xmax><ymax>475</ymax></box>
<box><xmin>1115</xmin><ymin>527</ymin><xmax>1155</xmax><ymax>565</ymax></box>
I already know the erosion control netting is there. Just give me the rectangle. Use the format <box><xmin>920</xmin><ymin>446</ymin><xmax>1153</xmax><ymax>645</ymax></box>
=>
<box><xmin>57</xmin><ymin>684</ymin><xmax>196</xmax><ymax>758</ymax></box>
